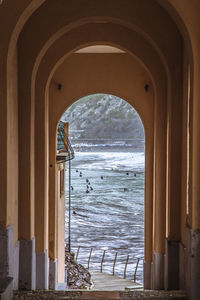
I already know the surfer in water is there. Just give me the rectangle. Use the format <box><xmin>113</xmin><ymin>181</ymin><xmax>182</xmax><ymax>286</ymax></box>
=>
<box><xmin>73</xmin><ymin>210</ymin><xmax>89</xmax><ymax>218</ymax></box>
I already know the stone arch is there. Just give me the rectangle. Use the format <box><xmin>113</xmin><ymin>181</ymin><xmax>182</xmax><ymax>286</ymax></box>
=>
<box><xmin>49</xmin><ymin>58</ymin><xmax>153</xmax><ymax>285</ymax></box>
<box><xmin>1</xmin><ymin>0</ymin><xmax>200</xmax><ymax>295</ymax></box>
<box><xmin>15</xmin><ymin>0</ymin><xmax>195</xmax><ymax>292</ymax></box>
<box><xmin>0</xmin><ymin>0</ymin><xmax>45</xmax><ymax>241</ymax></box>
<box><xmin>32</xmin><ymin>23</ymin><xmax>166</xmax><ymax>286</ymax></box>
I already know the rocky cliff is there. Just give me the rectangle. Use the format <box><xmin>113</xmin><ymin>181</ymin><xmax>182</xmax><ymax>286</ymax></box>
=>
<box><xmin>61</xmin><ymin>94</ymin><xmax>144</xmax><ymax>140</ymax></box>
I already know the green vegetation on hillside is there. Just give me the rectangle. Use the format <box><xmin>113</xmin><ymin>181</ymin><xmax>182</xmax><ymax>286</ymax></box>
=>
<box><xmin>61</xmin><ymin>94</ymin><xmax>145</xmax><ymax>140</ymax></box>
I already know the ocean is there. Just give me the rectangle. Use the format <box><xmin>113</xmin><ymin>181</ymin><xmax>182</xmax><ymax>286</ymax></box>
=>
<box><xmin>65</xmin><ymin>151</ymin><xmax>144</xmax><ymax>283</ymax></box>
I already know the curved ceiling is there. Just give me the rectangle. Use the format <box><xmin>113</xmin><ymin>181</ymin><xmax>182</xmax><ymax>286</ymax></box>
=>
<box><xmin>75</xmin><ymin>45</ymin><xmax>126</xmax><ymax>53</ymax></box>
<box><xmin>19</xmin><ymin>0</ymin><xmax>183</xmax><ymax>75</ymax></box>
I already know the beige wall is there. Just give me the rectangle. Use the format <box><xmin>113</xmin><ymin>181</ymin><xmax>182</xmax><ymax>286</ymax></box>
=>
<box><xmin>56</xmin><ymin>164</ymin><xmax>66</xmax><ymax>283</ymax></box>
<box><xmin>1</xmin><ymin>0</ymin><xmax>200</xmax><ymax>290</ymax></box>
<box><xmin>50</xmin><ymin>53</ymin><xmax>155</xmax><ymax>262</ymax></box>
<box><xmin>17</xmin><ymin>0</ymin><xmax>182</xmax><ymax>264</ymax></box>
<box><xmin>0</xmin><ymin>0</ymin><xmax>45</xmax><ymax>242</ymax></box>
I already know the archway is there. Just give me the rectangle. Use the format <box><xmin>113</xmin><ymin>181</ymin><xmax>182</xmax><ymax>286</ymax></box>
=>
<box><xmin>48</xmin><ymin>44</ymin><xmax>155</xmax><ymax>288</ymax></box>
<box><xmin>59</xmin><ymin>93</ymin><xmax>145</xmax><ymax>287</ymax></box>
<box><xmin>16</xmin><ymin>0</ymin><xmax>187</xmax><ymax>292</ymax></box>
<box><xmin>1</xmin><ymin>0</ymin><xmax>200</xmax><ymax>298</ymax></box>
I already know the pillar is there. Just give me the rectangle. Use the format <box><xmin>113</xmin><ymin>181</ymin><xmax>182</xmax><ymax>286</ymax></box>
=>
<box><xmin>144</xmin><ymin>128</ymin><xmax>154</xmax><ymax>289</ymax></box>
<box><xmin>57</xmin><ymin>163</ymin><xmax>66</xmax><ymax>284</ymax></box>
<box><xmin>165</xmin><ymin>50</ymin><xmax>183</xmax><ymax>290</ymax></box>
<box><xmin>152</xmin><ymin>95</ymin><xmax>166</xmax><ymax>290</ymax></box>
<box><xmin>189</xmin><ymin>49</ymin><xmax>200</xmax><ymax>300</ymax></box>
<box><xmin>49</xmin><ymin>121</ymin><xmax>58</xmax><ymax>289</ymax></box>
<box><xmin>48</xmin><ymin>82</ymin><xmax>65</xmax><ymax>289</ymax></box>
<box><xmin>0</xmin><ymin>47</ymin><xmax>20</xmax><ymax>291</ymax></box>
<box><xmin>18</xmin><ymin>39</ymin><xmax>36</xmax><ymax>290</ymax></box>
<box><xmin>34</xmin><ymin>71</ymin><xmax>49</xmax><ymax>290</ymax></box>
<box><xmin>0</xmin><ymin>56</ymin><xmax>11</xmax><ymax>286</ymax></box>
<box><xmin>179</xmin><ymin>52</ymin><xmax>190</xmax><ymax>290</ymax></box>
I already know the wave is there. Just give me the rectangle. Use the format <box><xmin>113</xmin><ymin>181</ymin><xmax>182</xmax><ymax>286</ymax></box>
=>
<box><xmin>72</xmin><ymin>151</ymin><xmax>145</xmax><ymax>172</ymax></box>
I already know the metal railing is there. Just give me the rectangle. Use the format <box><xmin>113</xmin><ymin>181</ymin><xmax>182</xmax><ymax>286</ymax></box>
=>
<box><xmin>74</xmin><ymin>246</ymin><xmax>143</xmax><ymax>282</ymax></box>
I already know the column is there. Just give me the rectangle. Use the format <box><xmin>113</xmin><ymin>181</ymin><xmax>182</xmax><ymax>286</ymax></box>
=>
<box><xmin>0</xmin><ymin>49</ymin><xmax>20</xmax><ymax>291</ymax></box>
<box><xmin>165</xmin><ymin>58</ymin><xmax>183</xmax><ymax>290</ymax></box>
<box><xmin>152</xmin><ymin>97</ymin><xmax>166</xmax><ymax>290</ymax></box>
<box><xmin>144</xmin><ymin>129</ymin><xmax>154</xmax><ymax>289</ymax></box>
<box><xmin>18</xmin><ymin>43</ymin><xmax>36</xmax><ymax>290</ymax></box>
<box><xmin>49</xmin><ymin>121</ymin><xmax>58</xmax><ymax>289</ymax></box>
<box><xmin>34</xmin><ymin>73</ymin><xmax>49</xmax><ymax>290</ymax></box>
<box><xmin>189</xmin><ymin>50</ymin><xmax>200</xmax><ymax>300</ymax></box>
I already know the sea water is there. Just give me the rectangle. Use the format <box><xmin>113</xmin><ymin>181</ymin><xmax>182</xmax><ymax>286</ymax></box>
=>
<box><xmin>65</xmin><ymin>151</ymin><xmax>144</xmax><ymax>283</ymax></box>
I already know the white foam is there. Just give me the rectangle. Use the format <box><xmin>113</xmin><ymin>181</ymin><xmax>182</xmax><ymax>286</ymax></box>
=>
<box><xmin>73</xmin><ymin>151</ymin><xmax>145</xmax><ymax>172</ymax></box>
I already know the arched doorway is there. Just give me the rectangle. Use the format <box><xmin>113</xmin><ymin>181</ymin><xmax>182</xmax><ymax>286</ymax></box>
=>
<box><xmin>59</xmin><ymin>93</ymin><xmax>145</xmax><ymax>286</ymax></box>
<box><xmin>49</xmin><ymin>44</ymin><xmax>155</xmax><ymax>289</ymax></box>
<box><xmin>0</xmin><ymin>0</ymin><xmax>198</xmax><ymax>298</ymax></box>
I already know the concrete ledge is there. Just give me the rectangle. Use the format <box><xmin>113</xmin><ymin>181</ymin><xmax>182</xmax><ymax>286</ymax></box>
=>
<box><xmin>0</xmin><ymin>277</ymin><xmax>13</xmax><ymax>300</ymax></box>
<box><xmin>19</xmin><ymin>238</ymin><xmax>36</xmax><ymax>290</ymax></box>
<box><xmin>152</xmin><ymin>252</ymin><xmax>164</xmax><ymax>290</ymax></box>
<box><xmin>13</xmin><ymin>242</ymin><xmax>19</xmax><ymax>290</ymax></box>
<box><xmin>0</xmin><ymin>225</ymin><xmax>19</xmax><ymax>292</ymax></box>
<box><xmin>36</xmin><ymin>250</ymin><xmax>49</xmax><ymax>289</ymax></box>
<box><xmin>143</xmin><ymin>260</ymin><xmax>151</xmax><ymax>289</ymax></box>
<box><xmin>0</xmin><ymin>225</ymin><xmax>15</xmax><ymax>279</ymax></box>
<box><xmin>179</xmin><ymin>242</ymin><xmax>186</xmax><ymax>290</ymax></box>
<box><xmin>185</xmin><ymin>225</ymin><xmax>191</xmax><ymax>294</ymax></box>
<box><xmin>49</xmin><ymin>259</ymin><xmax>57</xmax><ymax>290</ymax></box>
<box><xmin>164</xmin><ymin>239</ymin><xmax>179</xmax><ymax>290</ymax></box>
<box><xmin>190</xmin><ymin>228</ymin><xmax>200</xmax><ymax>300</ymax></box>
<box><xmin>13</xmin><ymin>290</ymin><xmax>187</xmax><ymax>300</ymax></box>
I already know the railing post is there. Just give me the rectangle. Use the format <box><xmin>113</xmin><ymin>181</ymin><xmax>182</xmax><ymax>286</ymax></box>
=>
<box><xmin>101</xmin><ymin>250</ymin><xmax>106</xmax><ymax>273</ymax></box>
<box><xmin>113</xmin><ymin>252</ymin><xmax>118</xmax><ymax>276</ymax></box>
<box><xmin>124</xmin><ymin>255</ymin><xmax>129</xmax><ymax>279</ymax></box>
<box><xmin>88</xmin><ymin>248</ymin><xmax>93</xmax><ymax>270</ymax></box>
<box><xmin>76</xmin><ymin>246</ymin><xmax>80</xmax><ymax>262</ymax></box>
<box><xmin>134</xmin><ymin>258</ymin><xmax>140</xmax><ymax>282</ymax></box>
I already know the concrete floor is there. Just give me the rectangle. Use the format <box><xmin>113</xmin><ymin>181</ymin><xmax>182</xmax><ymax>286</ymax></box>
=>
<box><xmin>90</xmin><ymin>271</ymin><xmax>143</xmax><ymax>291</ymax></box>
<box><xmin>13</xmin><ymin>270</ymin><xmax>187</xmax><ymax>300</ymax></box>
<box><xmin>13</xmin><ymin>290</ymin><xmax>187</xmax><ymax>299</ymax></box>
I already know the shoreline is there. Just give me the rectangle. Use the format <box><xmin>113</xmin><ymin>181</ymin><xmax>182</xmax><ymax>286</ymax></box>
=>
<box><xmin>72</xmin><ymin>146</ymin><xmax>145</xmax><ymax>153</ymax></box>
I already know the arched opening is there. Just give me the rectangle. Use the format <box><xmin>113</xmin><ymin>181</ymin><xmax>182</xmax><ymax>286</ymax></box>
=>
<box><xmin>49</xmin><ymin>42</ymin><xmax>155</xmax><ymax>289</ymax></box>
<box><xmin>57</xmin><ymin>93</ymin><xmax>145</xmax><ymax>289</ymax></box>
<box><xmin>1</xmin><ymin>0</ymin><xmax>199</xmax><ymax>298</ymax></box>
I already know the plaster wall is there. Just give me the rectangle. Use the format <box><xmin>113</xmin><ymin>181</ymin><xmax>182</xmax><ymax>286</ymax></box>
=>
<box><xmin>6</xmin><ymin>46</ymin><xmax>19</xmax><ymax>243</ymax></box>
<box><xmin>49</xmin><ymin>53</ymin><xmax>154</xmax><ymax>265</ymax></box>
<box><xmin>36</xmin><ymin>20</ymin><xmax>167</xmax><ymax>265</ymax></box>
<box><xmin>180</xmin><ymin>51</ymin><xmax>189</xmax><ymax>245</ymax></box>
<box><xmin>0</xmin><ymin>0</ymin><xmax>45</xmax><ymax>239</ymax></box>
<box><xmin>17</xmin><ymin>0</ymin><xmax>177</xmax><ymax>265</ymax></box>
<box><xmin>51</xmin><ymin>53</ymin><xmax>153</xmax><ymax>127</ymax></box>
<box><xmin>17</xmin><ymin>0</ymin><xmax>177</xmax><ymax>267</ymax></box>
<box><xmin>158</xmin><ymin>0</ymin><xmax>200</xmax><ymax>231</ymax></box>
<box><xmin>1</xmin><ymin>0</ymin><xmax>200</xmax><ymax>295</ymax></box>
<box><xmin>57</xmin><ymin>166</ymin><xmax>66</xmax><ymax>283</ymax></box>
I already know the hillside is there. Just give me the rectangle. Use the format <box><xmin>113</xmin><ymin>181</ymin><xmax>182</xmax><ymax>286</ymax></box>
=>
<box><xmin>61</xmin><ymin>94</ymin><xmax>145</xmax><ymax>140</ymax></box>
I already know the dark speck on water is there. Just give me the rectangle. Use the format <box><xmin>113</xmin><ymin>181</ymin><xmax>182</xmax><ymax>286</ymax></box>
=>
<box><xmin>65</xmin><ymin>151</ymin><xmax>144</xmax><ymax>283</ymax></box>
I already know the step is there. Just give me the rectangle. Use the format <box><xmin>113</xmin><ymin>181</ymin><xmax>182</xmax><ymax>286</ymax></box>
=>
<box><xmin>13</xmin><ymin>290</ymin><xmax>187</xmax><ymax>300</ymax></box>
